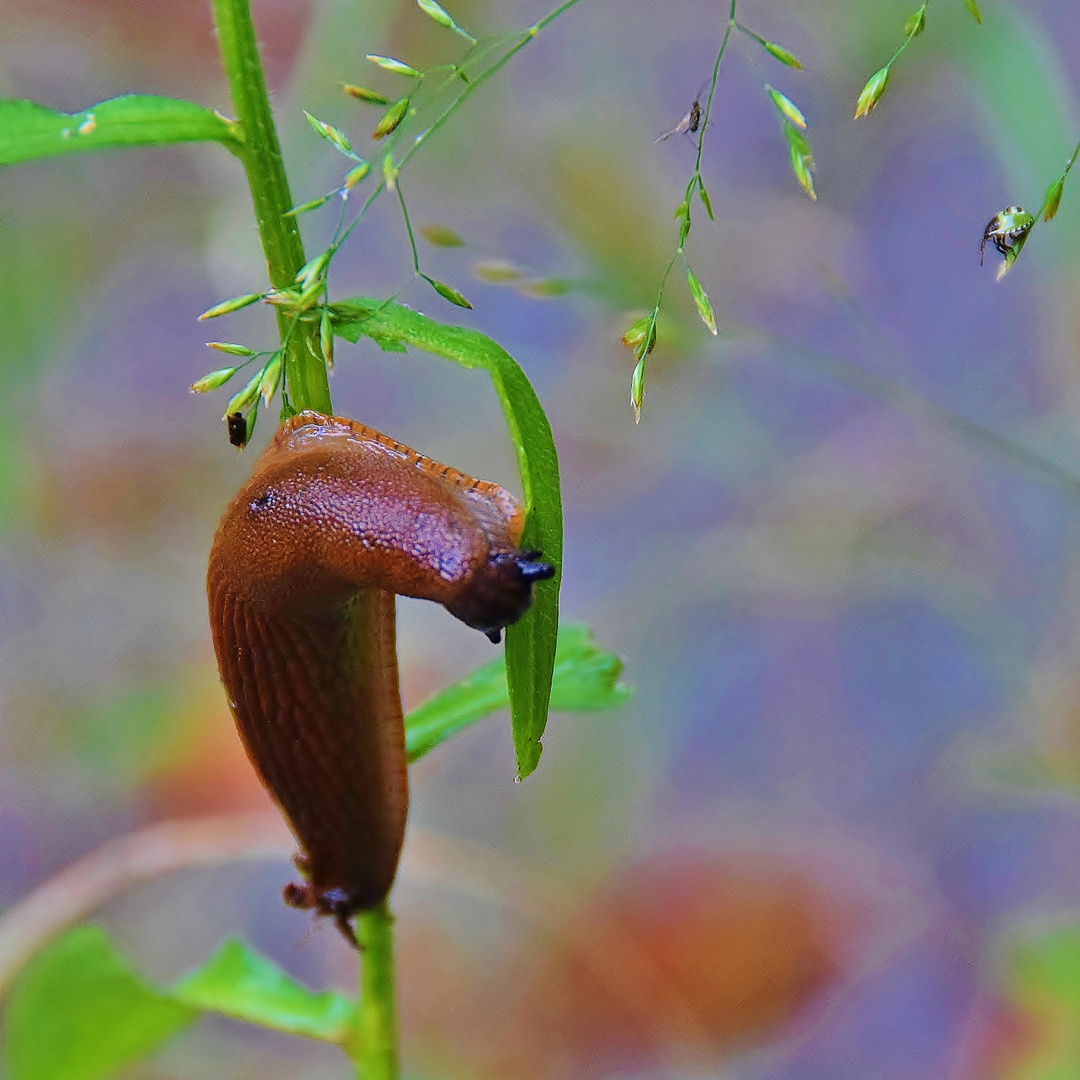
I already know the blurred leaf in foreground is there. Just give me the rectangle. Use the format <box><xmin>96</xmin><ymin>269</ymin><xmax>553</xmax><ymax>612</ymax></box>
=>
<box><xmin>3</xmin><ymin>926</ymin><xmax>195</xmax><ymax>1080</ymax></box>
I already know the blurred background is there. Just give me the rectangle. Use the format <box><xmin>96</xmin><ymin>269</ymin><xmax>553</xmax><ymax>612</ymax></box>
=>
<box><xmin>3</xmin><ymin>0</ymin><xmax>1080</xmax><ymax>1076</ymax></box>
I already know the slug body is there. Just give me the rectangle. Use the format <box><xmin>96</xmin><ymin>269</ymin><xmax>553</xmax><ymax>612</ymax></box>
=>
<box><xmin>207</xmin><ymin>412</ymin><xmax>553</xmax><ymax>940</ymax></box>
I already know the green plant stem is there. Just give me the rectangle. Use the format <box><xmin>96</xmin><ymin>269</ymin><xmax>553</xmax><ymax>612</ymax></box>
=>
<box><xmin>210</xmin><ymin>0</ymin><xmax>332</xmax><ymax>415</ymax></box>
<box><xmin>694</xmin><ymin>0</ymin><xmax>737</xmax><ymax>183</ymax></box>
<box><xmin>349</xmin><ymin>903</ymin><xmax>398</xmax><ymax>1080</ymax></box>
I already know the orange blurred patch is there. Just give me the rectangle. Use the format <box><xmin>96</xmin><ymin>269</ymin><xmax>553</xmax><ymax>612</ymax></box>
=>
<box><xmin>141</xmin><ymin>677</ymin><xmax>273</xmax><ymax>819</ymax></box>
<box><xmin>517</xmin><ymin>852</ymin><xmax>838</xmax><ymax>1073</ymax></box>
<box><xmin>404</xmin><ymin>849</ymin><xmax>845</xmax><ymax>1080</ymax></box>
<box><xmin>958</xmin><ymin>996</ymin><xmax>1053</xmax><ymax>1080</ymax></box>
<box><xmin>29</xmin><ymin>439</ymin><xmax>222</xmax><ymax>554</ymax></box>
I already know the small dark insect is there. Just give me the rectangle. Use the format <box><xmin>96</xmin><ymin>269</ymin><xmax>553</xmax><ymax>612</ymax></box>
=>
<box><xmin>980</xmin><ymin>205</ymin><xmax>1034</xmax><ymax>265</ymax></box>
<box><xmin>654</xmin><ymin>83</ymin><xmax>707</xmax><ymax>143</ymax></box>
<box><xmin>226</xmin><ymin>411</ymin><xmax>248</xmax><ymax>448</ymax></box>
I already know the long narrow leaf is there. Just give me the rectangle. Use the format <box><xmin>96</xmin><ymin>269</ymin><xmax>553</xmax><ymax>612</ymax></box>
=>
<box><xmin>331</xmin><ymin>297</ymin><xmax>561</xmax><ymax>778</ymax></box>
<box><xmin>0</xmin><ymin>95</ymin><xmax>241</xmax><ymax>166</ymax></box>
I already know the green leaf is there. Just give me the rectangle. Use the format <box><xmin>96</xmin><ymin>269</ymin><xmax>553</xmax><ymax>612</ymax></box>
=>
<box><xmin>762</xmin><ymin>40</ymin><xmax>804</xmax><ymax>69</ymax></box>
<box><xmin>0</xmin><ymin>95</ymin><xmax>240</xmax><ymax>166</ymax></box>
<box><xmin>405</xmin><ymin>623</ymin><xmax>631</xmax><ymax>761</ymax></box>
<box><xmin>963</xmin><ymin>0</ymin><xmax>982</xmax><ymax>23</ymax></box>
<box><xmin>3</xmin><ymin>926</ymin><xmax>195</xmax><ymax>1080</ymax></box>
<box><xmin>173</xmin><ymin>940</ymin><xmax>355</xmax><ymax>1043</ymax></box>
<box><xmin>547</xmin><ymin>624</ymin><xmax>633</xmax><ymax>711</ymax></box>
<box><xmin>421</xmin><ymin>274</ymin><xmax>473</xmax><ymax>309</ymax></box>
<box><xmin>685</xmin><ymin>268</ymin><xmax>718</xmax><ymax>335</ymax></box>
<box><xmin>854</xmin><ymin>65</ymin><xmax>890</xmax><ymax>118</ymax></box>
<box><xmin>330</xmin><ymin>298</ymin><xmax>562</xmax><ymax>778</ymax></box>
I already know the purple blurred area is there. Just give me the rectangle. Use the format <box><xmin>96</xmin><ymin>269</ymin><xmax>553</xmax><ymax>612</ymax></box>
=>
<box><xmin>3</xmin><ymin>0</ymin><xmax>1080</xmax><ymax>1076</ymax></box>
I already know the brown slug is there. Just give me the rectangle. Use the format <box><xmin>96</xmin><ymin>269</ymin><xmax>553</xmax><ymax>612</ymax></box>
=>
<box><xmin>207</xmin><ymin>411</ymin><xmax>554</xmax><ymax>942</ymax></box>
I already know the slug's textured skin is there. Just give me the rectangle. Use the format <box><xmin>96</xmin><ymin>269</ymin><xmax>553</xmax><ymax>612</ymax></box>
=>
<box><xmin>207</xmin><ymin>411</ymin><xmax>553</xmax><ymax>940</ymax></box>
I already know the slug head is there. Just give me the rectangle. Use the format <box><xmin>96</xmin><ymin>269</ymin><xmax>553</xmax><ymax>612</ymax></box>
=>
<box><xmin>447</xmin><ymin>549</ymin><xmax>555</xmax><ymax>643</ymax></box>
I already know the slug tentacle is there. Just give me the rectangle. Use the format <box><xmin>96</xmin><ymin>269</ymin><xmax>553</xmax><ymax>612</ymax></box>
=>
<box><xmin>207</xmin><ymin>411</ymin><xmax>554</xmax><ymax>942</ymax></box>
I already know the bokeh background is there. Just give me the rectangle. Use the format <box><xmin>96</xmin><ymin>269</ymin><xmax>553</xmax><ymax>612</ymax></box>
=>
<box><xmin>4</xmin><ymin>0</ymin><xmax>1080</xmax><ymax>1076</ymax></box>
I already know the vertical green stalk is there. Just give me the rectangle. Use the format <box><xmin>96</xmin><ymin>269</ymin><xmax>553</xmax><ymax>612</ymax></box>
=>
<box><xmin>353</xmin><ymin>903</ymin><xmax>398</xmax><ymax>1080</ymax></box>
<box><xmin>210</xmin><ymin>0</ymin><xmax>332</xmax><ymax>414</ymax></box>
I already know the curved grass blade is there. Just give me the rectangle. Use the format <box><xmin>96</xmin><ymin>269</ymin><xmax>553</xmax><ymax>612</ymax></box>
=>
<box><xmin>331</xmin><ymin>297</ymin><xmax>561</xmax><ymax>777</ymax></box>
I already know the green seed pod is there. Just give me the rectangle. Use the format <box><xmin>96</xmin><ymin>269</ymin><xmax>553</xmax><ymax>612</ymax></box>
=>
<box><xmin>686</xmin><ymin>268</ymin><xmax>718</xmax><ymax>335</ymax></box>
<box><xmin>198</xmin><ymin>293</ymin><xmax>264</xmax><ymax>321</ymax></box>
<box><xmin>763</xmin><ymin>41</ymin><xmax>803</xmax><ymax>69</ymax></box>
<box><xmin>472</xmin><ymin>261</ymin><xmax>523</xmax><ymax>284</ymax></box>
<box><xmin>190</xmin><ymin>367</ymin><xmax>239</xmax><ymax>394</ymax></box>
<box><xmin>224</xmin><ymin>369</ymin><xmax>264</xmax><ymax>417</ymax></box>
<box><xmin>257</xmin><ymin>354</ymin><xmax>283</xmax><ymax>406</ymax></box>
<box><xmin>854</xmin><ymin>65</ymin><xmax>890</xmax><ymax>118</ymax></box>
<box><xmin>373</xmin><ymin>98</ymin><xmax>410</xmax><ymax>140</ymax></box>
<box><xmin>285</xmin><ymin>194</ymin><xmax>334</xmax><ymax>218</ymax></box>
<box><xmin>621</xmin><ymin>315</ymin><xmax>656</xmax><ymax>358</ymax></box>
<box><xmin>423</xmin><ymin>274</ymin><xmax>473</xmax><ymax>309</ymax></box>
<box><xmin>1043</xmin><ymin>178</ymin><xmax>1065</xmax><ymax>222</ymax></box>
<box><xmin>303</xmin><ymin>112</ymin><xmax>358</xmax><ymax>159</ymax></box>
<box><xmin>417</xmin><ymin>0</ymin><xmax>454</xmax><ymax>29</ymax></box>
<box><xmin>344</xmin><ymin>161</ymin><xmax>371</xmax><ymax>191</ymax></box>
<box><xmin>420</xmin><ymin>224</ymin><xmax>466</xmax><ymax>247</ymax></box>
<box><xmin>366</xmin><ymin>55</ymin><xmax>421</xmax><ymax>78</ymax></box>
<box><xmin>320</xmin><ymin>309</ymin><xmax>335</xmax><ymax>368</ymax></box>
<box><xmin>342</xmin><ymin>84</ymin><xmax>390</xmax><ymax>105</ymax></box>
<box><xmin>206</xmin><ymin>342</ymin><xmax>257</xmax><ymax>357</ymax></box>
<box><xmin>767</xmin><ymin>86</ymin><xmax>806</xmax><ymax>130</ymax></box>
<box><xmin>904</xmin><ymin>5</ymin><xmax>927</xmax><ymax>37</ymax></box>
<box><xmin>630</xmin><ymin>357</ymin><xmax>646</xmax><ymax>423</ymax></box>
